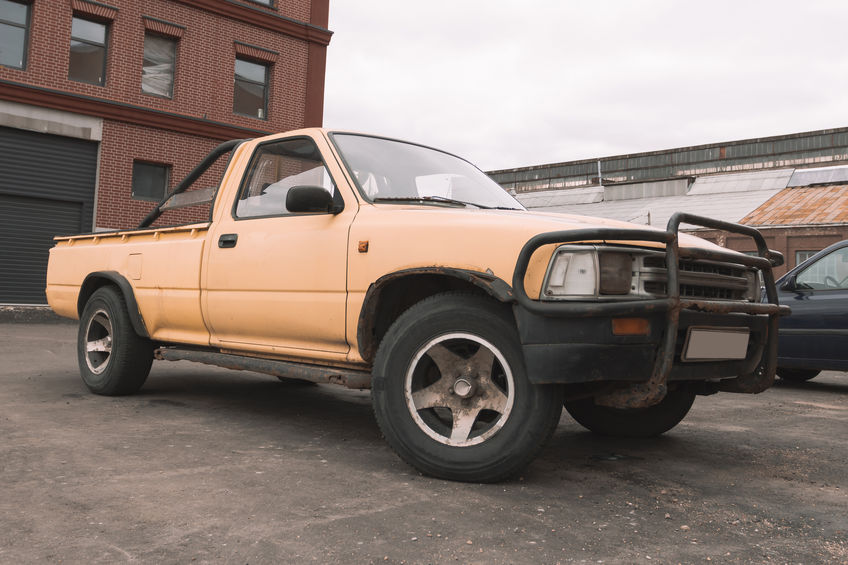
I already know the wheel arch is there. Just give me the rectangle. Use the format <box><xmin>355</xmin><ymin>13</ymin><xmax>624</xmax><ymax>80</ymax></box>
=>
<box><xmin>77</xmin><ymin>271</ymin><xmax>149</xmax><ymax>338</ymax></box>
<box><xmin>357</xmin><ymin>267</ymin><xmax>515</xmax><ymax>363</ymax></box>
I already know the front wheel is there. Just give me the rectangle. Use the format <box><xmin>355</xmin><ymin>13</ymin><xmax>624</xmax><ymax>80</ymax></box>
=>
<box><xmin>77</xmin><ymin>286</ymin><xmax>154</xmax><ymax>396</ymax></box>
<box><xmin>371</xmin><ymin>293</ymin><xmax>563</xmax><ymax>483</ymax></box>
<box><xmin>565</xmin><ymin>387</ymin><xmax>696</xmax><ymax>438</ymax></box>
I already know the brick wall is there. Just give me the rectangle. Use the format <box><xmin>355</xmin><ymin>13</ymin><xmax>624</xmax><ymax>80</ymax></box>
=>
<box><xmin>0</xmin><ymin>0</ymin><xmax>312</xmax><ymax>132</ymax></box>
<box><xmin>0</xmin><ymin>0</ymin><xmax>329</xmax><ymax>230</ymax></box>
<box><xmin>97</xmin><ymin>120</ymin><xmax>230</xmax><ymax>228</ymax></box>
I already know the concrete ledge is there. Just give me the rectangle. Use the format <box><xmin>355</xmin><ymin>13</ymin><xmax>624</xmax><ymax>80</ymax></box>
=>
<box><xmin>0</xmin><ymin>306</ymin><xmax>76</xmax><ymax>324</ymax></box>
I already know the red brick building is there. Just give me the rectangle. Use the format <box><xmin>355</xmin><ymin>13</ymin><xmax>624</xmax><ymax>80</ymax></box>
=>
<box><xmin>0</xmin><ymin>0</ymin><xmax>332</xmax><ymax>303</ymax></box>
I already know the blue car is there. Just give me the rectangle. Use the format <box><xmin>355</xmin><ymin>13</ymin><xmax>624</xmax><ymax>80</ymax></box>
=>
<box><xmin>774</xmin><ymin>239</ymin><xmax>848</xmax><ymax>381</ymax></box>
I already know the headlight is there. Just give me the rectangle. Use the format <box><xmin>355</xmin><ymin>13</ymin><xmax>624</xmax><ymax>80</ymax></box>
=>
<box><xmin>599</xmin><ymin>252</ymin><xmax>632</xmax><ymax>294</ymax></box>
<box><xmin>543</xmin><ymin>248</ymin><xmax>597</xmax><ymax>297</ymax></box>
<box><xmin>542</xmin><ymin>246</ymin><xmax>633</xmax><ymax>300</ymax></box>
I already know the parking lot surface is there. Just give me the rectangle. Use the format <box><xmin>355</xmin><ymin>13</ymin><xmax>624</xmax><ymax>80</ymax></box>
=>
<box><xmin>1</xmin><ymin>322</ymin><xmax>846</xmax><ymax>564</ymax></box>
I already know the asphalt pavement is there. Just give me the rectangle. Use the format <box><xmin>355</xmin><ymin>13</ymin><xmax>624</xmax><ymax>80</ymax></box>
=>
<box><xmin>1</xmin><ymin>322</ymin><xmax>846</xmax><ymax>564</ymax></box>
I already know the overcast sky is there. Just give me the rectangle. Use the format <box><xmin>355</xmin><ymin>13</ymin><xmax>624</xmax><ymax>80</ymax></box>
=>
<box><xmin>323</xmin><ymin>1</ymin><xmax>848</xmax><ymax>172</ymax></box>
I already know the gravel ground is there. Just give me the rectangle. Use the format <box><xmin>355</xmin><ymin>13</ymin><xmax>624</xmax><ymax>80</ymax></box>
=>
<box><xmin>1</xmin><ymin>322</ymin><xmax>846</xmax><ymax>564</ymax></box>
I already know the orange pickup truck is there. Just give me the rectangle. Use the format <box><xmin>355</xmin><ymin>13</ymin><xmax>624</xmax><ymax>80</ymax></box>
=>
<box><xmin>46</xmin><ymin>129</ymin><xmax>788</xmax><ymax>482</ymax></box>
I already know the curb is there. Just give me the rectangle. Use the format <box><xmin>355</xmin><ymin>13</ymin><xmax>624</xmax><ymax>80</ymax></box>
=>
<box><xmin>0</xmin><ymin>306</ymin><xmax>76</xmax><ymax>324</ymax></box>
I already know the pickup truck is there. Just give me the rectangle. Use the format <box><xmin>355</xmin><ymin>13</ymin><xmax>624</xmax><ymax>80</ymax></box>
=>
<box><xmin>46</xmin><ymin>129</ymin><xmax>789</xmax><ymax>482</ymax></box>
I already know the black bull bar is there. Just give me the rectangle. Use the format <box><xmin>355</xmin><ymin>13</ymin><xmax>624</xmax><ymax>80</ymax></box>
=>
<box><xmin>512</xmin><ymin>212</ymin><xmax>790</xmax><ymax>409</ymax></box>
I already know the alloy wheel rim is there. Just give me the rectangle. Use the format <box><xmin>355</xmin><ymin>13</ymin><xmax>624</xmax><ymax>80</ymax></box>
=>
<box><xmin>84</xmin><ymin>309</ymin><xmax>113</xmax><ymax>375</ymax></box>
<box><xmin>404</xmin><ymin>332</ymin><xmax>515</xmax><ymax>447</ymax></box>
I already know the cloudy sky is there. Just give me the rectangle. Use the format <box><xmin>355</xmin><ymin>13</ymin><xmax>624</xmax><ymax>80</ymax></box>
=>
<box><xmin>323</xmin><ymin>1</ymin><xmax>848</xmax><ymax>172</ymax></box>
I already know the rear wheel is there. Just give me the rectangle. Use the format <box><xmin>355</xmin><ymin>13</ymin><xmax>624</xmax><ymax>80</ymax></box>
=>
<box><xmin>77</xmin><ymin>286</ymin><xmax>154</xmax><ymax>396</ymax></box>
<box><xmin>565</xmin><ymin>387</ymin><xmax>696</xmax><ymax>438</ymax></box>
<box><xmin>371</xmin><ymin>293</ymin><xmax>563</xmax><ymax>482</ymax></box>
<box><xmin>776</xmin><ymin>368</ymin><xmax>820</xmax><ymax>382</ymax></box>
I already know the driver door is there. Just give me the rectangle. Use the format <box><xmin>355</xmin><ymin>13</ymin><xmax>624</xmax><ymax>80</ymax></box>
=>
<box><xmin>202</xmin><ymin>136</ymin><xmax>353</xmax><ymax>358</ymax></box>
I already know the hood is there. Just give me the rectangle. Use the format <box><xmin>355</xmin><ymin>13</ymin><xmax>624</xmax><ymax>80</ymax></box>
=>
<box><xmin>367</xmin><ymin>204</ymin><xmax>729</xmax><ymax>253</ymax></box>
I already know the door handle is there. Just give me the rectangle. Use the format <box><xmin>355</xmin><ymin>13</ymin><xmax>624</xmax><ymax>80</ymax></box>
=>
<box><xmin>218</xmin><ymin>233</ymin><xmax>238</xmax><ymax>248</ymax></box>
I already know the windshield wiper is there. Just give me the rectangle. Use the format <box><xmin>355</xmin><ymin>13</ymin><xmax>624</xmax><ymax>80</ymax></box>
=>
<box><xmin>373</xmin><ymin>196</ymin><xmax>523</xmax><ymax>210</ymax></box>
<box><xmin>373</xmin><ymin>196</ymin><xmax>472</xmax><ymax>207</ymax></box>
<box><xmin>373</xmin><ymin>196</ymin><xmax>500</xmax><ymax>209</ymax></box>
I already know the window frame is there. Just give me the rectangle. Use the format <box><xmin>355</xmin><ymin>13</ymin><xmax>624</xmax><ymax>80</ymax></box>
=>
<box><xmin>68</xmin><ymin>15</ymin><xmax>109</xmax><ymax>86</ymax></box>
<box><xmin>141</xmin><ymin>32</ymin><xmax>177</xmax><ymax>99</ymax></box>
<box><xmin>233</xmin><ymin>57</ymin><xmax>269</xmax><ymax>120</ymax></box>
<box><xmin>131</xmin><ymin>160</ymin><xmax>172</xmax><ymax>202</ymax></box>
<box><xmin>0</xmin><ymin>0</ymin><xmax>31</xmax><ymax>70</ymax></box>
<box><xmin>231</xmin><ymin>136</ymin><xmax>343</xmax><ymax>221</ymax></box>
<box><xmin>242</xmin><ymin>0</ymin><xmax>274</xmax><ymax>7</ymax></box>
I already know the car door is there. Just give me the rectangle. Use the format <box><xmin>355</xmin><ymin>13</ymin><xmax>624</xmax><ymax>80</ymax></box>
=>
<box><xmin>202</xmin><ymin>135</ymin><xmax>355</xmax><ymax>358</ymax></box>
<box><xmin>777</xmin><ymin>243</ymin><xmax>848</xmax><ymax>370</ymax></box>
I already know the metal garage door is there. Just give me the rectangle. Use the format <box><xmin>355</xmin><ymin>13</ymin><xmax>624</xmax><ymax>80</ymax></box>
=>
<box><xmin>0</xmin><ymin>126</ymin><xmax>97</xmax><ymax>304</ymax></box>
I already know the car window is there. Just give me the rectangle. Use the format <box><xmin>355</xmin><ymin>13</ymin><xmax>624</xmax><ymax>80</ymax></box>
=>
<box><xmin>235</xmin><ymin>138</ymin><xmax>337</xmax><ymax>218</ymax></box>
<box><xmin>796</xmin><ymin>247</ymin><xmax>848</xmax><ymax>290</ymax></box>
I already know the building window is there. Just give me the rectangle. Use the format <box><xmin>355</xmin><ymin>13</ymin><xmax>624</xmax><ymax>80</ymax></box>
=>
<box><xmin>795</xmin><ymin>250</ymin><xmax>817</xmax><ymax>267</ymax></box>
<box><xmin>141</xmin><ymin>34</ymin><xmax>176</xmax><ymax>98</ymax></box>
<box><xmin>132</xmin><ymin>161</ymin><xmax>170</xmax><ymax>201</ymax></box>
<box><xmin>233</xmin><ymin>58</ymin><xmax>268</xmax><ymax>119</ymax></box>
<box><xmin>69</xmin><ymin>16</ymin><xmax>108</xmax><ymax>85</ymax></box>
<box><xmin>0</xmin><ymin>0</ymin><xmax>30</xmax><ymax>69</ymax></box>
<box><xmin>245</xmin><ymin>0</ymin><xmax>273</xmax><ymax>6</ymax></box>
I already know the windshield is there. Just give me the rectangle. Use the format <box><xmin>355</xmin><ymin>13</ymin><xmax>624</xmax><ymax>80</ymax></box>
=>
<box><xmin>330</xmin><ymin>133</ymin><xmax>524</xmax><ymax>210</ymax></box>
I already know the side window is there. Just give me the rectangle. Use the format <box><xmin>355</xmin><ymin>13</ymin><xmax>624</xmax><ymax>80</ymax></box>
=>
<box><xmin>142</xmin><ymin>33</ymin><xmax>177</xmax><ymax>98</ymax></box>
<box><xmin>0</xmin><ymin>0</ymin><xmax>30</xmax><ymax>70</ymax></box>
<box><xmin>796</xmin><ymin>247</ymin><xmax>848</xmax><ymax>290</ymax></box>
<box><xmin>132</xmin><ymin>160</ymin><xmax>170</xmax><ymax>201</ymax></box>
<box><xmin>233</xmin><ymin>57</ymin><xmax>269</xmax><ymax>119</ymax></box>
<box><xmin>69</xmin><ymin>16</ymin><xmax>108</xmax><ymax>85</ymax></box>
<box><xmin>235</xmin><ymin>138</ymin><xmax>336</xmax><ymax>219</ymax></box>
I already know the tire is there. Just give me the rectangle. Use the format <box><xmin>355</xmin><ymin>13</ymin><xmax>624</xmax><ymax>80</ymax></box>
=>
<box><xmin>371</xmin><ymin>293</ymin><xmax>563</xmax><ymax>482</ymax></box>
<box><xmin>564</xmin><ymin>387</ymin><xmax>696</xmax><ymax>438</ymax></box>
<box><xmin>776</xmin><ymin>368</ymin><xmax>820</xmax><ymax>382</ymax></box>
<box><xmin>77</xmin><ymin>286</ymin><xmax>154</xmax><ymax>396</ymax></box>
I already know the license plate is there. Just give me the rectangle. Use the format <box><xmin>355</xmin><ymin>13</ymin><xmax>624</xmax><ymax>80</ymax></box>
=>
<box><xmin>682</xmin><ymin>327</ymin><xmax>750</xmax><ymax>362</ymax></box>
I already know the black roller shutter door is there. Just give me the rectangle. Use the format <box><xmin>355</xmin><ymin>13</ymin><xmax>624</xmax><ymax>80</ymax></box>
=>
<box><xmin>0</xmin><ymin>126</ymin><xmax>97</xmax><ymax>304</ymax></box>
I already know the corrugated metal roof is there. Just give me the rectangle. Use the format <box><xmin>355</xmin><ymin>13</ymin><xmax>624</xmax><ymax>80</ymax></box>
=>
<box><xmin>488</xmin><ymin>127</ymin><xmax>848</xmax><ymax>193</ymax></box>
<box><xmin>687</xmin><ymin>168</ymin><xmax>793</xmax><ymax>195</ymax></box>
<box><xmin>535</xmin><ymin>188</ymin><xmax>782</xmax><ymax>228</ymax></box>
<box><xmin>517</xmin><ymin>186</ymin><xmax>603</xmax><ymax>207</ymax></box>
<box><xmin>741</xmin><ymin>185</ymin><xmax>848</xmax><ymax>226</ymax></box>
<box><xmin>787</xmin><ymin>165</ymin><xmax>848</xmax><ymax>187</ymax></box>
<box><xmin>604</xmin><ymin>178</ymin><xmax>689</xmax><ymax>201</ymax></box>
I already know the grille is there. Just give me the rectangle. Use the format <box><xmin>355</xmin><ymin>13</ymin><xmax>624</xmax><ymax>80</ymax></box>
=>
<box><xmin>638</xmin><ymin>256</ymin><xmax>755</xmax><ymax>301</ymax></box>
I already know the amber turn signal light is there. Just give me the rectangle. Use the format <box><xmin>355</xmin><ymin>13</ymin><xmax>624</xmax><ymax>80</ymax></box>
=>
<box><xmin>612</xmin><ymin>317</ymin><xmax>650</xmax><ymax>336</ymax></box>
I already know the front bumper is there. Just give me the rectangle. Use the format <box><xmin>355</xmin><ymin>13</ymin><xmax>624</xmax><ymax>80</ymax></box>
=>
<box><xmin>512</xmin><ymin>213</ymin><xmax>790</xmax><ymax>405</ymax></box>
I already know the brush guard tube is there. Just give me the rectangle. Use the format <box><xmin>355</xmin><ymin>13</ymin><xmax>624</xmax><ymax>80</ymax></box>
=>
<box><xmin>512</xmin><ymin>212</ymin><xmax>789</xmax><ymax>409</ymax></box>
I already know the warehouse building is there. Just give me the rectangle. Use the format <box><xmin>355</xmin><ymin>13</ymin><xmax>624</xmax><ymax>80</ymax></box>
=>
<box><xmin>0</xmin><ymin>0</ymin><xmax>331</xmax><ymax>304</ymax></box>
<box><xmin>489</xmin><ymin>128</ymin><xmax>848</xmax><ymax>277</ymax></box>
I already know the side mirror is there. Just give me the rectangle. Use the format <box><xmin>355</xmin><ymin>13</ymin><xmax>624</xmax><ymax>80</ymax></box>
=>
<box><xmin>286</xmin><ymin>185</ymin><xmax>342</xmax><ymax>214</ymax></box>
